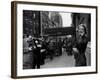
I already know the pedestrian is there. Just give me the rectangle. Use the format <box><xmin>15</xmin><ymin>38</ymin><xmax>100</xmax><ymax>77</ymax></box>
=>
<box><xmin>72</xmin><ymin>24</ymin><xmax>88</xmax><ymax>66</ymax></box>
<box><xmin>40</xmin><ymin>40</ymin><xmax>47</xmax><ymax>65</ymax></box>
<box><xmin>32</xmin><ymin>39</ymin><xmax>41</xmax><ymax>69</ymax></box>
<box><xmin>57</xmin><ymin>38</ymin><xmax>63</xmax><ymax>56</ymax></box>
<box><xmin>48</xmin><ymin>40</ymin><xmax>54</xmax><ymax>60</ymax></box>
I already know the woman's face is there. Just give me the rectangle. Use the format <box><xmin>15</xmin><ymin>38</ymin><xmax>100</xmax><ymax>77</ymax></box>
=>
<box><xmin>78</xmin><ymin>26</ymin><xmax>85</xmax><ymax>36</ymax></box>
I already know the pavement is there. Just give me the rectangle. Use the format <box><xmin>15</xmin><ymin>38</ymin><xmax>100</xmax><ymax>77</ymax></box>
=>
<box><xmin>40</xmin><ymin>49</ymin><xmax>75</xmax><ymax>68</ymax></box>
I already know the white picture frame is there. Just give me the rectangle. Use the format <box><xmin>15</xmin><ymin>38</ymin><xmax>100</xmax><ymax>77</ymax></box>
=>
<box><xmin>11</xmin><ymin>1</ymin><xmax>98</xmax><ymax>78</ymax></box>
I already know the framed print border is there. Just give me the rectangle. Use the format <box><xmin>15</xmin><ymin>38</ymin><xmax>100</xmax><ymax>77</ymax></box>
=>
<box><xmin>11</xmin><ymin>1</ymin><xmax>98</xmax><ymax>79</ymax></box>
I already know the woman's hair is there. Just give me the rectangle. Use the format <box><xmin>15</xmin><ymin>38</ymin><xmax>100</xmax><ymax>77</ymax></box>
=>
<box><xmin>76</xmin><ymin>24</ymin><xmax>88</xmax><ymax>42</ymax></box>
<box><xmin>78</xmin><ymin>24</ymin><xmax>87</xmax><ymax>35</ymax></box>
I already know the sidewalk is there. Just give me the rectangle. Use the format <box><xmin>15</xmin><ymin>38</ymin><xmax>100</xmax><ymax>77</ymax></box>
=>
<box><xmin>41</xmin><ymin>50</ymin><xmax>75</xmax><ymax>68</ymax></box>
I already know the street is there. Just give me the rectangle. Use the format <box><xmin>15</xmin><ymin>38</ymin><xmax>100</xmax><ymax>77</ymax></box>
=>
<box><xmin>23</xmin><ymin>43</ymin><xmax>91</xmax><ymax>69</ymax></box>
<box><xmin>41</xmin><ymin>49</ymin><xmax>75</xmax><ymax>68</ymax></box>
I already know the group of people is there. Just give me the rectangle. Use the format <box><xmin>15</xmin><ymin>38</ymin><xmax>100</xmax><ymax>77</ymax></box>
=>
<box><xmin>23</xmin><ymin>35</ymin><xmax>62</xmax><ymax>68</ymax></box>
<box><xmin>23</xmin><ymin>24</ymin><xmax>88</xmax><ymax>68</ymax></box>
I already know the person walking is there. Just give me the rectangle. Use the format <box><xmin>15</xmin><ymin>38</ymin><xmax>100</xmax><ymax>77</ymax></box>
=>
<box><xmin>32</xmin><ymin>39</ymin><xmax>41</xmax><ymax>69</ymax></box>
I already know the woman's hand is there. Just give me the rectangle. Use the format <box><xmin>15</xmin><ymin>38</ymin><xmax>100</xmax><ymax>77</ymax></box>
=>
<box><xmin>72</xmin><ymin>47</ymin><xmax>79</xmax><ymax>53</ymax></box>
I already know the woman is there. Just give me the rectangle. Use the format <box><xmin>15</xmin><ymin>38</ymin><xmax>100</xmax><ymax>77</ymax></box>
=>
<box><xmin>73</xmin><ymin>24</ymin><xmax>88</xmax><ymax>66</ymax></box>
